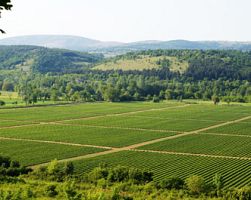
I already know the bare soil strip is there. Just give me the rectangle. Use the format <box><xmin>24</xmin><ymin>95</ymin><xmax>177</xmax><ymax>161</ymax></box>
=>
<box><xmin>0</xmin><ymin>137</ymin><xmax>114</xmax><ymax>150</ymax></box>
<box><xmin>132</xmin><ymin>149</ymin><xmax>251</xmax><ymax>161</ymax></box>
<box><xmin>29</xmin><ymin>115</ymin><xmax>251</xmax><ymax>169</ymax></box>
<box><xmin>0</xmin><ymin>123</ymin><xmax>42</xmax><ymax>130</ymax></box>
<box><xmin>201</xmin><ymin>132</ymin><xmax>251</xmax><ymax>138</ymax></box>
<box><xmin>52</xmin><ymin>122</ymin><xmax>183</xmax><ymax>134</ymax></box>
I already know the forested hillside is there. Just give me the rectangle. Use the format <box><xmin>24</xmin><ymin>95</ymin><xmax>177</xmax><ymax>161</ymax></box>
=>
<box><xmin>96</xmin><ymin>50</ymin><xmax>251</xmax><ymax>80</ymax></box>
<box><xmin>0</xmin><ymin>45</ymin><xmax>103</xmax><ymax>73</ymax></box>
<box><xmin>0</xmin><ymin>48</ymin><xmax>251</xmax><ymax>105</ymax></box>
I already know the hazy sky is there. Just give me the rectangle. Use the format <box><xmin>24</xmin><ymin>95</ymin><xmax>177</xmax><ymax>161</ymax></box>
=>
<box><xmin>0</xmin><ymin>0</ymin><xmax>250</xmax><ymax>42</ymax></box>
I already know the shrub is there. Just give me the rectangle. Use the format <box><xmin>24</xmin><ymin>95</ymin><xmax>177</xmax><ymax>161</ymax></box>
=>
<box><xmin>0</xmin><ymin>100</ymin><xmax>5</xmax><ymax>106</ymax></box>
<box><xmin>158</xmin><ymin>177</ymin><xmax>185</xmax><ymax>190</ymax></box>
<box><xmin>185</xmin><ymin>175</ymin><xmax>206</xmax><ymax>194</ymax></box>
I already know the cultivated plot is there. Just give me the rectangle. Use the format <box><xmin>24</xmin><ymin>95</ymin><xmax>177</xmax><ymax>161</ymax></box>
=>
<box><xmin>203</xmin><ymin>122</ymin><xmax>251</xmax><ymax>136</ymax></box>
<box><xmin>0</xmin><ymin>102</ymin><xmax>179</xmax><ymax>122</ymax></box>
<box><xmin>137</xmin><ymin>134</ymin><xmax>251</xmax><ymax>158</ymax></box>
<box><xmin>133</xmin><ymin>104</ymin><xmax>251</xmax><ymax>122</ymax></box>
<box><xmin>63</xmin><ymin>115</ymin><xmax>219</xmax><ymax>132</ymax></box>
<box><xmin>0</xmin><ymin>139</ymin><xmax>105</xmax><ymax>166</ymax></box>
<box><xmin>0</xmin><ymin>124</ymin><xmax>176</xmax><ymax>148</ymax></box>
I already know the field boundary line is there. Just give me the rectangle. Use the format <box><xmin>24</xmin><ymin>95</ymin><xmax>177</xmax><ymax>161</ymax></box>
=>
<box><xmin>30</xmin><ymin>148</ymin><xmax>123</xmax><ymax>169</ymax></box>
<box><xmin>52</xmin><ymin>104</ymin><xmax>191</xmax><ymax>123</ymax></box>
<box><xmin>51</xmin><ymin>122</ymin><xmax>184</xmax><ymax>134</ymax></box>
<box><xmin>201</xmin><ymin>132</ymin><xmax>251</xmax><ymax>138</ymax></box>
<box><xmin>122</xmin><ymin>115</ymin><xmax>226</xmax><ymax>123</ymax></box>
<box><xmin>191</xmin><ymin>116</ymin><xmax>251</xmax><ymax>133</ymax></box>
<box><xmin>0</xmin><ymin>123</ymin><xmax>43</xmax><ymax>130</ymax></box>
<box><xmin>0</xmin><ymin>137</ymin><xmax>114</xmax><ymax>150</ymax></box>
<box><xmin>132</xmin><ymin>149</ymin><xmax>251</xmax><ymax>161</ymax></box>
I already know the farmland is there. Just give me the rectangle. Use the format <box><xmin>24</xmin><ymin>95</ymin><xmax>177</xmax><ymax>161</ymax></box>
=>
<box><xmin>1</xmin><ymin>101</ymin><xmax>251</xmax><ymax>188</ymax></box>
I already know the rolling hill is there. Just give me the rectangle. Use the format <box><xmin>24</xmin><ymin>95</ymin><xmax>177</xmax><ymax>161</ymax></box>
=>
<box><xmin>0</xmin><ymin>45</ymin><xmax>103</xmax><ymax>73</ymax></box>
<box><xmin>0</xmin><ymin>35</ymin><xmax>123</xmax><ymax>51</ymax></box>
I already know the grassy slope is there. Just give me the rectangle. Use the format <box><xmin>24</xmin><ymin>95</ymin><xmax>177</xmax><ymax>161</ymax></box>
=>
<box><xmin>94</xmin><ymin>55</ymin><xmax>189</xmax><ymax>73</ymax></box>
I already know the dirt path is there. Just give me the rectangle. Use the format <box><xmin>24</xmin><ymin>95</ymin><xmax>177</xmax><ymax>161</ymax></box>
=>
<box><xmin>0</xmin><ymin>137</ymin><xmax>114</xmax><ymax>150</ymax></box>
<box><xmin>0</xmin><ymin>123</ymin><xmax>42</xmax><ymax>130</ymax></box>
<box><xmin>192</xmin><ymin>116</ymin><xmax>251</xmax><ymax>133</ymax></box>
<box><xmin>202</xmin><ymin>132</ymin><xmax>251</xmax><ymax>138</ymax></box>
<box><xmin>52</xmin><ymin>122</ymin><xmax>183</xmax><ymax>134</ymax></box>
<box><xmin>52</xmin><ymin>104</ymin><xmax>191</xmax><ymax>123</ymax></box>
<box><xmin>132</xmin><ymin>149</ymin><xmax>251</xmax><ymax>161</ymax></box>
<box><xmin>29</xmin><ymin>115</ymin><xmax>251</xmax><ymax>169</ymax></box>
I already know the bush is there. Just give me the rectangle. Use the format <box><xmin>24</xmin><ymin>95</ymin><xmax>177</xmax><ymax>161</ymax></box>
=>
<box><xmin>185</xmin><ymin>175</ymin><xmax>206</xmax><ymax>194</ymax></box>
<box><xmin>0</xmin><ymin>100</ymin><xmax>5</xmax><ymax>106</ymax></box>
<box><xmin>87</xmin><ymin>165</ymin><xmax>153</xmax><ymax>185</ymax></box>
<box><xmin>45</xmin><ymin>184</ymin><xmax>58</xmax><ymax>197</ymax></box>
<box><xmin>158</xmin><ymin>177</ymin><xmax>185</xmax><ymax>190</ymax></box>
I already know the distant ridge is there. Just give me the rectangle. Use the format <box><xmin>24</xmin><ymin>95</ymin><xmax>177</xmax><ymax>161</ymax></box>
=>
<box><xmin>0</xmin><ymin>35</ymin><xmax>123</xmax><ymax>51</ymax></box>
<box><xmin>0</xmin><ymin>35</ymin><xmax>250</xmax><ymax>53</ymax></box>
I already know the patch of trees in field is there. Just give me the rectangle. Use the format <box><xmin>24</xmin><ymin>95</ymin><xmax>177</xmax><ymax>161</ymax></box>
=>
<box><xmin>4</xmin><ymin>72</ymin><xmax>250</xmax><ymax>105</ymax></box>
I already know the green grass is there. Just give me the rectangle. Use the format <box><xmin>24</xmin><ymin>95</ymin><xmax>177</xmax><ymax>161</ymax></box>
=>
<box><xmin>0</xmin><ymin>139</ymin><xmax>105</xmax><ymax>166</ymax></box>
<box><xmin>138</xmin><ymin>134</ymin><xmax>251</xmax><ymax>157</ymax></box>
<box><xmin>72</xmin><ymin>150</ymin><xmax>251</xmax><ymax>188</ymax></box>
<box><xmin>0</xmin><ymin>124</ymin><xmax>176</xmax><ymax>148</ymax></box>
<box><xmin>94</xmin><ymin>56</ymin><xmax>188</xmax><ymax>73</ymax></box>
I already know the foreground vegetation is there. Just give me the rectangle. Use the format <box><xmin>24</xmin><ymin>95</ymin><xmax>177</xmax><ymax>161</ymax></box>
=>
<box><xmin>1</xmin><ymin>156</ymin><xmax>251</xmax><ymax>200</ymax></box>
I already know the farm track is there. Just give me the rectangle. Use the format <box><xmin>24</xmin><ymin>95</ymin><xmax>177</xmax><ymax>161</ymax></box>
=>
<box><xmin>29</xmin><ymin>115</ymin><xmax>251</xmax><ymax>169</ymax></box>
<box><xmin>132</xmin><ymin>149</ymin><xmax>251</xmax><ymax>161</ymax></box>
<box><xmin>51</xmin><ymin>104</ymin><xmax>191</xmax><ymax>123</ymax></box>
<box><xmin>0</xmin><ymin>136</ymin><xmax>114</xmax><ymax>150</ymax></box>
<box><xmin>201</xmin><ymin>132</ymin><xmax>251</xmax><ymax>138</ymax></box>
<box><xmin>51</xmin><ymin>122</ymin><xmax>183</xmax><ymax>134</ymax></box>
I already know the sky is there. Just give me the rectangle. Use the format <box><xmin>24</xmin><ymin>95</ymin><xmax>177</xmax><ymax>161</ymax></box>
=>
<box><xmin>0</xmin><ymin>0</ymin><xmax>250</xmax><ymax>42</ymax></box>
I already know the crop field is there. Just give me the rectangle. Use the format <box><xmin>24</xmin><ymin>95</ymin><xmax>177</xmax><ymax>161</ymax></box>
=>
<box><xmin>0</xmin><ymin>139</ymin><xmax>105</xmax><ymax>166</ymax></box>
<box><xmin>0</xmin><ymin>101</ymin><xmax>251</xmax><ymax>188</ymax></box>
<box><xmin>0</xmin><ymin>124</ymin><xmax>176</xmax><ymax>148</ymax></box>
<box><xmin>138</xmin><ymin>134</ymin><xmax>251</xmax><ymax>157</ymax></box>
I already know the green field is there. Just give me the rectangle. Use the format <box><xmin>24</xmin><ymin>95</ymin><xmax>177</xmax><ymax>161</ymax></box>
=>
<box><xmin>138</xmin><ymin>134</ymin><xmax>251</xmax><ymax>157</ymax></box>
<box><xmin>203</xmin><ymin>122</ymin><xmax>251</xmax><ymax>136</ymax></box>
<box><xmin>0</xmin><ymin>102</ymin><xmax>251</xmax><ymax>188</ymax></box>
<box><xmin>94</xmin><ymin>55</ymin><xmax>189</xmax><ymax>73</ymax></box>
<box><xmin>0</xmin><ymin>139</ymin><xmax>105</xmax><ymax>166</ymax></box>
<box><xmin>64</xmin><ymin>115</ymin><xmax>218</xmax><ymax>132</ymax></box>
<box><xmin>0</xmin><ymin>124</ymin><xmax>176</xmax><ymax>148</ymax></box>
